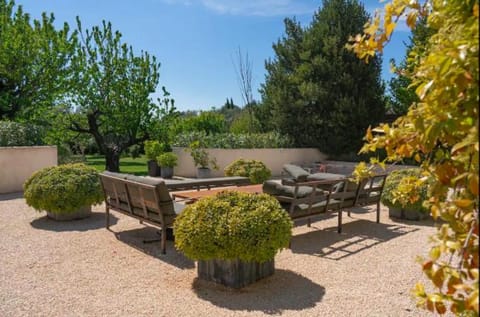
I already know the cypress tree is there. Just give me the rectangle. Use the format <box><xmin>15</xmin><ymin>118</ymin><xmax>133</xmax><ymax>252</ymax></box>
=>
<box><xmin>261</xmin><ymin>0</ymin><xmax>385</xmax><ymax>155</ymax></box>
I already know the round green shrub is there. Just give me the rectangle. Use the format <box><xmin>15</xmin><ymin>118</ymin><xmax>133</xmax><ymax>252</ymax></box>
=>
<box><xmin>24</xmin><ymin>163</ymin><xmax>104</xmax><ymax>214</ymax></box>
<box><xmin>174</xmin><ymin>191</ymin><xmax>292</xmax><ymax>263</ymax></box>
<box><xmin>224</xmin><ymin>158</ymin><xmax>272</xmax><ymax>184</ymax></box>
<box><xmin>157</xmin><ymin>152</ymin><xmax>178</xmax><ymax>167</ymax></box>
<box><xmin>381</xmin><ymin>168</ymin><xmax>431</xmax><ymax>214</ymax></box>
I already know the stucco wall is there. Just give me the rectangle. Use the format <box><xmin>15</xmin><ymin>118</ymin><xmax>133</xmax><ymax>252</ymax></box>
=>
<box><xmin>0</xmin><ymin>146</ymin><xmax>57</xmax><ymax>194</ymax></box>
<box><xmin>173</xmin><ymin>147</ymin><xmax>326</xmax><ymax>178</ymax></box>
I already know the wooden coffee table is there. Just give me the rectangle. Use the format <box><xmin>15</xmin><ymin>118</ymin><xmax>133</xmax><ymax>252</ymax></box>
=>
<box><xmin>172</xmin><ymin>184</ymin><xmax>263</xmax><ymax>202</ymax></box>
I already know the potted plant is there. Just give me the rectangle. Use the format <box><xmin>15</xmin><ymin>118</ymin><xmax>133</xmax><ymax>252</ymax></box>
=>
<box><xmin>157</xmin><ymin>152</ymin><xmax>178</xmax><ymax>179</ymax></box>
<box><xmin>23</xmin><ymin>163</ymin><xmax>104</xmax><ymax>221</ymax></box>
<box><xmin>174</xmin><ymin>191</ymin><xmax>292</xmax><ymax>288</ymax></box>
<box><xmin>224</xmin><ymin>158</ymin><xmax>271</xmax><ymax>184</ymax></box>
<box><xmin>381</xmin><ymin>168</ymin><xmax>431</xmax><ymax>220</ymax></box>
<box><xmin>144</xmin><ymin>140</ymin><xmax>165</xmax><ymax>176</ymax></box>
<box><xmin>186</xmin><ymin>140</ymin><xmax>218</xmax><ymax>178</ymax></box>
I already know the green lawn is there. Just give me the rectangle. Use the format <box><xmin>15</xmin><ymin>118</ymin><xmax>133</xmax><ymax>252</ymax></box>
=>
<box><xmin>85</xmin><ymin>154</ymin><xmax>148</xmax><ymax>176</ymax></box>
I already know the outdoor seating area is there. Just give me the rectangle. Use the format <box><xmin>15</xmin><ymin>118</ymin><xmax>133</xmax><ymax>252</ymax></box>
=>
<box><xmin>1</xmin><ymin>0</ymin><xmax>477</xmax><ymax>314</ymax></box>
<box><xmin>0</xmin><ymin>191</ymin><xmax>436</xmax><ymax>316</ymax></box>
<box><xmin>98</xmin><ymin>163</ymin><xmax>388</xmax><ymax>255</ymax></box>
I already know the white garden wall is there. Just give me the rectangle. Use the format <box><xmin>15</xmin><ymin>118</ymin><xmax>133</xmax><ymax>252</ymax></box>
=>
<box><xmin>173</xmin><ymin>147</ymin><xmax>326</xmax><ymax>178</ymax></box>
<box><xmin>0</xmin><ymin>146</ymin><xmax>57</xmax><ymax>194</ymax></box>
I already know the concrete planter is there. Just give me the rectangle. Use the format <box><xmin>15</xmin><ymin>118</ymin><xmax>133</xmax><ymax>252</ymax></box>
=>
<box><xmin>147</xmin><ymin>160</ymin><xmax>161</xmax><ymax>177</ymax></box>
<box><xmin>46</xmin><ymin>205</ymin><xmax>92</xmax><ymax>221</ymax></box>
<box><xmin>196</xmin><ymin>167</ymin><xmax>211</xmax><ymax>179</ymax></box>
<box><xmin>388</xmin><ymin>207</ymin><xmax>429</xmax><ymax>221</ymax></box>
<box><xmin>160</xmin><ymin>167</ymin><xmax>174</xmax><ymax>179</ymax></box>
<box><xmin>197</xmin><ymin>258</ymin><xmax>275</xmax><ymax>289</ymax></box>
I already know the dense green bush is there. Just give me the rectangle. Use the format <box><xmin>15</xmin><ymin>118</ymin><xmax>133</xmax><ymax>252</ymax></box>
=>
<box><xmin>381</xmin><ymin>168</ymin><xmax>431</xmax><ymax>214</ymax></box>
<box><xmin>0</xmin><ymin>121</ymin><xmax>44</xmax><ymax>146</ymax></box>
<box><xmin>156</xmin><ymin>152</ymin><xmax>178</xmax><ymax>167</ymax></box>
<box><xmin>172</xmin><ymin>111</ymin><xmax>227</xmax><ymax>135</ymax></box>
<box><xmin>174</xmin><ymin>191</ymin><xmax>292</xmax><ymax>262</ymax></box>
<box><xmin>144</xmin><ymin>140</ymin><xmax>170</xmax><ymax>161</ymax></box>
<box><xmin>224</xmin><ymin>158</ymin><xmax>271</xmax><ymax>184</ymax></box>
<box><xmin>24</xmin><ymin>163</ymin><xmax>104</xmax><ymax>214</ymax></box>
<box><xmin>173</xmin><ymin>131</ymin><xmax>293</xmax><ymax>149</ymax></box>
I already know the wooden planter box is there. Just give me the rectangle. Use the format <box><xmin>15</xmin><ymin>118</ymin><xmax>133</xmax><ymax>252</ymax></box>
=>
<box><xmin>46</xmin><ymin>206</ymin><xmax>92</xmax><ymax>221</ymax></box>
<box><xmin>197</xmin><ymin>258</ymin><xmax>275</xmax><ymax>289</ymax></box>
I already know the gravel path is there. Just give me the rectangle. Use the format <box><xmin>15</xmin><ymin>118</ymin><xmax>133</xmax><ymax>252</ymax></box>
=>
<box><xmin>0</xmin><ymin>193</ymin><xmax>438</xmax><ymax>317</ymax></box>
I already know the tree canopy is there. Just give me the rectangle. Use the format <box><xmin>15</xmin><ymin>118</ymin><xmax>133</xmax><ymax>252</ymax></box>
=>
<box><xmin>350</xmin><ymin>0</ymin><xmax>478</xmax><ymax>314</ymax></box>
<box><xmin>69</xmin><ymin>18</ymin><xmax>162</xmax><ymax>171</ymax></box>
<box><xmin>0</xmin><ymin>0</ymin><xmax>76</xmax><ymax>121</ymax></box>
<box><xmin>260</xmin><ymin>0</ymin><xmax>385</xmax><ymax>155</ymax></box>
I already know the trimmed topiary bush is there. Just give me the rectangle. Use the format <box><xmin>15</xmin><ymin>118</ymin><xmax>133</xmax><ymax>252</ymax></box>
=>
<box><xmin>224</xmin><ymin>158</ymin><xmax>272</xmax><ymax>184</ymax></box>
<box><xmin>24</xmin><ymin>163</ymin><xmax>104</xmax><ymax>215</ymax></box>
<box><xmin>381</xmin><ymin>168</ymin><xmax>431</xmax><ymax>219</ymax></box>
<box><xmin>174</xmin><ymin>191</ymin><xmax>292</xmax><ymax>263</ymax></box>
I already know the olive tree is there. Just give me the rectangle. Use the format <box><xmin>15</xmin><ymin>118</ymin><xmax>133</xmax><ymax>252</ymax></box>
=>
<box><xmin>69</xmin><ymin>18</ymin><xmax>163</xmax><ymax>172</ymax></box>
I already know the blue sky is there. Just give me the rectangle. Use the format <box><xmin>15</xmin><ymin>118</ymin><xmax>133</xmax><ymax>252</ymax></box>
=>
<box><xmin>16</xmin><ymin>0</ymin><xmax>411</xmax><ymax>111</ymax></box>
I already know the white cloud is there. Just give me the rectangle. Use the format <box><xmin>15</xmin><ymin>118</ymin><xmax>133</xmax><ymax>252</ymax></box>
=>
<box><xmin>162</xmin><ymin>0</ymin><xmax>317</xmax><ymax>16</ymax></box>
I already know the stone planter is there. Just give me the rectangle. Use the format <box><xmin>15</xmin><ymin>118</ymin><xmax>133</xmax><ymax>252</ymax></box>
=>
<box><xmin>388</xmin><ymin>207</ymin><xmax>403</xmax><ymax>219</ymax></box>
<box><xmin>388</xmin><ymin>207</ymin><xmax>429</xmax><ymax>220</ymax></box>
<box><xmin>160</xmin><ymin>166</ymin><xmax>174</xmax><ymax>179</ymax></box>
<box><xmin>147</xmin><ymin>160</ymin><xmax>161</xmax><ymax>177</ymax></box>
<box><xmin>197</xmin><ymin>258</ymin><xmax>275</xmax><ymax>289</ymax></box>
<box><xmin>46</xmin><ymin>206</ymin><xmax>92</xmax><ymax>221</ymax></box>
<box><xmin>196</xmin><ymin>167</ymin><xmax>211</xmax><ymax>179</ymax></box>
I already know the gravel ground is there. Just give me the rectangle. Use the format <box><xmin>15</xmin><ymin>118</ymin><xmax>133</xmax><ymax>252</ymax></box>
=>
<box><xmin>0</xmin><ymin>192</ymin><xmax>439</xmax><ymax>317</ymax></box>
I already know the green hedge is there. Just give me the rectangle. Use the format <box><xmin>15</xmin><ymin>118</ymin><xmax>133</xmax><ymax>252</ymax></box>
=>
<box><xmin>0</xmin><ymin>121</ymin><xmax>44</xmax><ymax>146</ymax></box>
<box><xmin>174</xmin><ymin>191</ymin><xmax>292</xmax><ymax>262</ymax></box>
<box><xmin>173</xmin><ymin>131</ymin><xmax>293</xmax><ymax>149</ymax></box>
<box><xmin>224</xmin><ymin>158</ymin><xmax>271</xmax><ymax>184</ymax></box>
<box><xmin>24</xmin><ymin>163</ymin><xmax>104</xmax><ymax>214</ymax></box>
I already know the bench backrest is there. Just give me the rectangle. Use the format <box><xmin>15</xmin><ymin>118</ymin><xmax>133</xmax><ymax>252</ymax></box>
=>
<box><xmin>99</xmin><ymin>173</ymin><xmax>176</xmax><ymax>220</ymax></box>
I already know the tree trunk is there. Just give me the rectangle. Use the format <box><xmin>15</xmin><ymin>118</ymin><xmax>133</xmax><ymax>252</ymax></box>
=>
<box><xmin>105</xmin><ymin>150</ymin><xmax>121</xmax><ymax>172</ymax></box>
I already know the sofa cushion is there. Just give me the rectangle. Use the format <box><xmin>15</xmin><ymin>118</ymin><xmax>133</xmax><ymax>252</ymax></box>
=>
<box><xmin>283</xmin><ymin>164</ymin><xmax>310</xmax><ymax>182</ymax></box>
<box><xmin>263</xmin><ymin>180</ymin><xmax>315</xmax><ymax>198</ymax></box>
<box><xmin>101</xmin><ymin>171</ymin><xmax>130</xmax><ymax>179</ymax></box>
<box><xmin>307</xmin><ymin>172</ymin><xmax>346</xmax><ymax>181</ymax></box>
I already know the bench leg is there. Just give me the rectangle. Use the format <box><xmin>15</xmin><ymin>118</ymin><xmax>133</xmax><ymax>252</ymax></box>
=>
<box><xmin>161</xmin><ymin>224</ymin><xmax>167</xmax><ymax>254</ymax></box>
<box><xmin>105</xmin><ymin>206</ymin><xmax>110</xmax><ymax>229</ymax></box>
<box><xmin>338</xmin><ymin>210</ymin><xmax>342</xmax><ymax>233</ymax></box>
<box><xmin>376</xmin><ymin>201</ymin><xmax>380</xmax><ymax>223</ymax></box>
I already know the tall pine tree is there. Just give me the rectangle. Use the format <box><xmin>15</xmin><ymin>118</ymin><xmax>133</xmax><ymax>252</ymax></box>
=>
<box><xmin>260</xmin><ymin>0</ymin><xmax>385</xmax><ymax>155</ymax></box>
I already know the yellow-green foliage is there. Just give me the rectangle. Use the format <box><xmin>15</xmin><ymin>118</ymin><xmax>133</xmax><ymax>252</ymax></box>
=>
<box><xmin>224</xmin><ymin>158</ymin><xmax>271</xmax><ymax>184</ymax></box>
<box><xmin>381</xmin><ymin>169</ymin><xmax>431</xmax><ymax>213</ymax></box>
<box><xmin>156</xmin><ymin>152</ymin><xmax>177</xmax><ymax>167</ymax></box>
<box><xmin>24</xmin><ymin>163</ymin><xmax>104</xmax><ymax>214</ymax></box>
<box><xmin>174</xmin><ymin>191</ymin><xmax>292</xmax><ymax>263</ymax></box>
<box><xmin>350</xmin><ymin>0</ymin><xmax>479</xmax><ymax>315</ymax></box>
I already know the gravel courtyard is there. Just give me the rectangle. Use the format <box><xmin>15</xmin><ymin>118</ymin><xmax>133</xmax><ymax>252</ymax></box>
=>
<box><xmin>0</xmin><ymin>192</ymin><xmax>438</xmax><ymax>317</ymax></box>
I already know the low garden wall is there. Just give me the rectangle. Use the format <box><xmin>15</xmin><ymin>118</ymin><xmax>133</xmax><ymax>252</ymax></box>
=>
<box><xmin>0</xmin><ymin>146</ymin><xmax>57</xmax><ymax>194</ymax></box>
<box><xmin>173</xmin><ymin>147</ymin><xmax>326</xmax><ymax>178</ymax></box>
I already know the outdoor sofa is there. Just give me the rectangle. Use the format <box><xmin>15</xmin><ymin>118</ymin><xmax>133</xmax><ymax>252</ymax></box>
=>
<box><xmin>99</xmin><ymin>172</ymin><xmax>251</xmax><ymax>254</ymax></box>
<box><xmin>263</xmin><ymin>164</ymin><xmax>387</xmax><ymax>232</ymax></box>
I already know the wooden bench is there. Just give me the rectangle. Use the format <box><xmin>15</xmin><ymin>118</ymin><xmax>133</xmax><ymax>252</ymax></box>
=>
<box><xmin>99</xmin><ymin>172</ymin><xmax>186</xmax><ymax>254</ymax></box>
